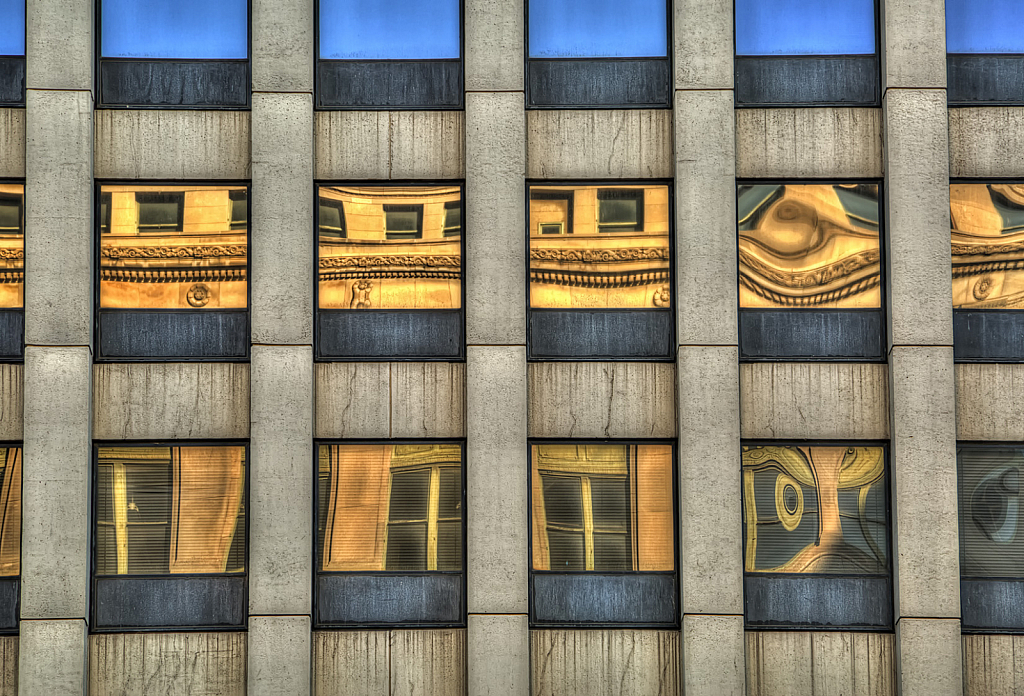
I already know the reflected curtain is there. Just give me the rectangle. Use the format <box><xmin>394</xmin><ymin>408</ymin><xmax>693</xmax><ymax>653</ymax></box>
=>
<box><xmin>169</xmin><ymin>447</ymin><xmax>244</xmax><ymax>573</ymax></box>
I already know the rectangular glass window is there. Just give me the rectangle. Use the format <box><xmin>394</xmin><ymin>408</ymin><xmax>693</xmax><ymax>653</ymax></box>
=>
<box><xmin>735</xmin><ymin>0</ymin><xmax>875</xmax><ymax>56</ymax></box>
<box><xmin>959</xmin><ymin>447</ymin><xmax>1024</xmax><ymax>578</ymax></box>
<box><xmin>951</xmin><ymin>183</ymin><xmax>1024</xmax><ymax>310</ymax></box>
<box><xmin>0</xmin><ymin>448</ymin><xmax>20</xmax><ymax>579</ymax></box>
<box><xmin>95</xmin><ymin>445</ymin><xmax>246</xmax><ymax>576</ymax></box>
<box><xmin>0</xmin><ymin>184</ymin><xmax>23</xmax><ymax>310</ymax></box>
<box><xmin>531</xmin><ymin>444</ymin><xmax>674</xmax><ymax>572</ymax></box>
<box><xmin>384</xmin><ymin>205</ymin><xmax>423</xmax><ymax>240</ymax></box>
<box><xmin>319</xmin><ymin>0</ymin><xmax>460</xmax><ymax>60</ymax></box>
<box><xmin>947</xmin><ymin>0</ymin><xmax>1024</xmax><ymax>54</ymax></box>
<box><xmin>100</xmin><ymin>0</ymin><xmax>248</xmax><ymax>59</ymax></box>
<box><xmin>0</xmin><ymin>0</ymin><xmax>25</xmax><ymax>56</ymax></box>
<box><xmin>528</xmin><ymin>0</ymin><xmax>668</xmax><ymax>58</ymax></box>
<box><xmin>442</xmin><ymin>201</ymin><xmax>462</xmax><ymax>238</ymax></box>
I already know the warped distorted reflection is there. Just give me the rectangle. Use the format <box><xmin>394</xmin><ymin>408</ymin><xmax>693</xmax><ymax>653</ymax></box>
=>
<box><xmin>959</xmin><ymin>448</ymin><xmax>1024</xmax><ymax>577</ymax></box>
<box><xmin>0</xmin><ymin>184</ymin><xmax>22</xmax><ymax>310</ymax></box>
<box><xmin>951</xmin><ymin>183</ymin><xmax>1024</xmax><ymax>309</ymax></box>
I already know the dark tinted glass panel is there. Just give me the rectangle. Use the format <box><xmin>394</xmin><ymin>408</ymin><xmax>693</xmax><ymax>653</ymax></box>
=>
<box><xmin>319</xmin><ymin>199</ymin><xmax>345</xmax><ymax>238</ymax></box>
<box><xmin>443</xmin><ymin>201</ymin><xmax>462</xmax><ymax>237</ymax></box>
<box><xmin>136</xmin><ymin>193</ymin><xmax>183</xmax><ymax>232</ymax></box>
<box><xmin>385</xmin><ymin>206</ymin><xmax>422</xmax><ymax>240</ymax></box>
<box><xmin>528</xmin><ymin>0</ymin><xmax>668</xmax><ymax>58</ymax></box>
<box><xmin>532</xmin><ymin>444</ymin><xmax>674</xmax><ymax>571</ymax></box>
<box><xmin>947</xmin><ymin>0</ymin><xmax>1024</xmax><ymax>54</ymax></box>
<box><xmin>742</xmin><ymin>445</ymin><xmax>888</xmax><ymax>574</ymax></box>
<box><xmin>101</xmin><ymin>0</ymin><xmax>248</xmax><ymax>59</ymax></box>
<box><xmin>951</xmin><ymin>184</ymin><xmax>1024</xmax><ymax>310</ymax></box>
<box><xmin>959</xmin><ymin>447</ymin><xmax>1024</xmax><ymax>577</ymax></box>
<box><xmin>319</xmin><ymin>0</ymin><xmax>460</xmax><ymax>59</ymax></box>
<box><xmin>0</xmin><ymin>0</ymin><xmax>24</xmax><ymax>55</ymax></box>
<box><xmin>0</xmin><ymin>185</ymin><xmax>23</xmax><ymax>310</ymax></box>
<box><xmin>94</xmin><ymin>446</ymin><xmax>246</xmax><ymax>576</ymax></box>
<box><xmin>317</xmin><ymin>444</ymin><xmax>463</xmax><ymax>572</ymax></box>
<box><xmin>738</xmin><ymin>184</ymin><xmax>881</xmax><ymax>309</ymax></box>
<box><xmin>229</xmin><ymin>191</ymin><xmax>247</xmax><ymax>230</ymax></box>
<box><xmin>735</xmin><ymin>0</ymin><xmax>875</xmax><ymax>56</ymax></box>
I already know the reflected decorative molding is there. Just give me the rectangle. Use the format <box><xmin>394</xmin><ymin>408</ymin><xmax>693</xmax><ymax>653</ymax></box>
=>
<box><xmin>530</xmin><ymin>247</ymin><xmax>669</xmax><ymax>263</ymax></box>
<box><xmin>102</xmin><ymin>245</ymin><xmax>247</xmax><ymax>260</ymax></box>
<box><xmin>530</xmin><ymin>269</ymin><xmax>670</xmax><ymax>290</ymax></box>
<box><xmin>0</xmin><ymin>272</ymin><xmax>23</xmax><ymax>285</ymax></box>
<box><xmin>0</xmin><ymin>250</ymin><xmax>22</xmax><ymax>260</ymax></box>
<box><xmin>100</xmin><ymin>268</ymin><xmax>246</xmax><ymax>283</ymax></box>
<box><xmin>319</xmin><ymin>254</ymin><xmax>460</xmax><ymax>268</ymax></box>
<box><xmin>951</xmin><ymin>184</ymin><xmax>1024</xmax><ymax>310</ymax></box>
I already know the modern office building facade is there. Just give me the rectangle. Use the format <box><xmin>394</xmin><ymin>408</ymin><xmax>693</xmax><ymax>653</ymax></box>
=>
<box><xmin>0</xmin><ymin>0</ymin><xmax>1020</xmax><ymax>694</ymax></box>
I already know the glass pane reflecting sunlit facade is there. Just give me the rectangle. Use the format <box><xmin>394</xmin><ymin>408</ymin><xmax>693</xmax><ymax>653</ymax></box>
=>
<box><xmin>738</xmin><ymin>183</ymin><xmax>881</xmax><ymax>309</ymax></box>
<box><xmin>959</xmin><ymin>447</ymin><xmax>1024</xmax><ymax>578</ymax></box>
<box><xmin>101</xmin><ymin>0</ymin><xmax>248</xmax><ymax>59</ymax></box>
<box><xmin>951</xmin><ymin>184</ymin><xmax>1024</xmax><ymax>309</ymax></box>
<box><xmin>0</xmin><ymin>184</ymin><xmax>22</xmax><ymax>310</ymax></box>
<box><xmin>319</xmin><ymin>0</ymin><xmax>460</xmax><ymax>60</ymax></box>
<box><xmin>946</xmin><ymin>0</ymin><xmax>1024</xmax><ymax>54</ymax></box>
<box><xmin>529</xmin><ymin>184</ymin><xmax>670</xmax><ymax>309</ymax></box>
<box><xmin>528</xmin><ymin>0</ymin><xmax>668</xmax><ymax>58</ymax></box>
<box><xmin>0</xmin><ymin>0</ymin><xmax>25</xmax><ymax>56</ymax></box>
<box><xmin>98</xmin><ymin>185</ymin><xmax>248</xmax><ymax>311</ymax></box>
<box><xmin>0</xmin><ymin>448</ymin><xmax>19</xmax><ymax>578</ymax></box>
<box><xmin>531</xmin><ymin>444</ymin><xmax>674</xmax><ymax>572</ymax></box>
<box><xmin>735</xmin><ymin>0</ymin><xmax>875</xmax><ymax>56</ymax></box>
<box><xmin>317</xmin><ymin>185</ymin><xmax>462</xmax><ymax>311</ymax></box>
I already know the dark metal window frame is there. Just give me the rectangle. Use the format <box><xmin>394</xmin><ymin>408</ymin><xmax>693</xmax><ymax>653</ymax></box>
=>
<box><xmin>93</xmin><ymin>180</ymin><xmax>252</xmax><ymax>363</ymax></box>
<box><xmin>524</xmin><ymin>0</ymin><xmax>673</xmax><ymax>110</ymax></box>
<box><xmin>740</xmin><ymin>439</ymin><xmax>893</xmax><ymax>632</ymax></box>
<box><xmin>314</xmin><ymin>0</ymin><xmax>465</xmax><ymax>110</ymax></box>
<box><xmin>383</xmin><ymin>203</ymin><xmax>424</xmax><ymax>240</ymax></box>
<box><xmin>735</xmin><ymin>178</ymin><xmax>888</xmax><ymax>362</ymax></box>
<box><xmin>947</xmin><ymin>54</ymin><xmax>1024</xmax><ymax>106</ymax></box>
<box><xmin>314</xmin><ymin>180</ymin><xmax>467</xmax><ymax>362</ymax></box>
<box><xmin>95</xmin><ymin>0</ymin><xmax>253</xmax><ymax>110</ymax></box>
<box><xmin>527</xmin><ymin>437</ymin><xmax>679</xmax><ymax>629</ymax></box>
<box><xmin>0</xmin><ymin>441</ymin><xmax>21</xmax><ymax>635</ymax></box>
<box><xmin>135</xmin><ymin>191</ymin><xmax>186</xmax><ymax>233</ymax></box>
<box><xmin>733</xmin><ymin>0</ymin><xmax>881</xmax><ymax>108</ymax></box>
<box><xmin>526</xmin><ymin>179</ymin><xmax>676</xmax><ymax>362</ymax></box>
<box><xmin>89</xmin><ymin>439</ymin><xmax>250</xmax><ymax>633</ymax></box>
<box><xmin>0</xmin><ymin>179</ymin><xmax>23</xmax><ymax>363</ymax></box>
<box><xmin>312</xmin><ymin>438</ymin><xmax>467</xmax><ymax>629</ymax></box>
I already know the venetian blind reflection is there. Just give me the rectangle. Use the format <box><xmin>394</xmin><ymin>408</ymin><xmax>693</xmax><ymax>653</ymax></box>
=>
<box><xmin>959</xmin><ymin>448</ymin><xmax>1024</xmax><ymax>577</ymax></box>
<box><xmin>101</xmin><ymin>0</ymin><xmax>248</xmax><ymax>59</ymax></box>
<box><xmin>946</xmin><ymin>0</ymin><xmax>1024</xmax><ymax>54</ymax></box>
<box><xmin>742</xmin><ymin>446</ymin><xmax>888</xmax><ymax>574</ymax></box>
<box><xmin>317</xmin><ymin>444</ymin><xmax>463</xmax><ymax>572</ymax></box>
<box><xmin>951</xmin><ymin>184</ymin><xmax>1024</xmax><ymax>309</ymax></box>
<box><xmin>529</xmin><ymin>185</ymin><xmax>670</xmax><ymax>309</ymax></box>
<box><xmin>528</xmin><ymin>0</ymin><xmax>668</xmax><ymax>58</ymax></box>
<box><xmin>319</xmin><ymin>0</ymin><xmax>460</xmax><ymax>60</ymax></box>
<box><xmin>531</xmin><ymin>444</ymin><xmax>673</xmax><ymax>572</ymax></box>
<box><xmin>317</xmin><ymin>186</ymin><xmax>462</xmax><ymax>311</ymax></box>
<box><xmin>0</xmin><ymin>184</ymin><xmax>23</xmax><ymax>310</ymax></box>
<box><xmin>738</xmin><ymin>184</ymin><xmax>881</xmax><ymax>309</ymax></box>
<box><xmin>0</xmin><ymin>0</ymin><xmax>25</xmax><ymax>56</ymax></box>
<box><xmin>95</xmin><ymin>446</ymin><xmax>246</xmax><ymax>575</ymax></box>
<box><xmin>98</xmin><ymin>185</ymin><xmax>247</xmax><ymax>310</ymax></box>
<box><xmin>0</xmin><ymin>448</ymin><xmax>20</xmax><ymax>577</ymax></box>
<box><xmin>735</xmin><ymin>0</ymin><xmax>875</xmax><ymax>56</ymax></box>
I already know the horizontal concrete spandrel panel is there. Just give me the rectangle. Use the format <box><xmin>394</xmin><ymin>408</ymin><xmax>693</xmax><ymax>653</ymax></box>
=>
<box><xmin>528</xmin><ymin>362</ymin><xmax>675</xmax><ymax>438</ymax></box>
<box><xmin>963</xmin><ymin>634</ymin><xmax>1024</xmax><ymax>696</ymax></box>
<box><xmin>89</xmin><ymin>632</ymin><xmax>245</xmax><ymax>696</ymax></box>
<box><xmin>0</xmin><ymin>365</ymin><xmax>21</xmax><ymax>442</ymax></box>
<box><xmin>746</xmin><ymin>631</ymin><xmax>895</xmax><ymax>696</ymax></box>
<box><xmin>315</xmin><ymin>111</ymin><xmax>465</xmax><ymax>181</ymax></box>
<box><xmin>956</xmin><ymin>363</ymin><xmax>1024</xmax><ymax>441</ymax></box>
<box><xmin>0</xmin><ymin>110</ymin><xmax>24</xmax><ymax>179</ymax></box>
<box><xmin>527</xmin><ymin>110</ymin><xmax>673</xmax><ymax>179</ymax></box>
<box><xmin>92</xmin><ymin>363</ymin><xmax>249</xmax><ymax>440</ymax></box>
<box><xmin>740</xmin><ymin>362</ymin><xmax>889</xmax><ymax>440</ymax></box>
<box><xmin>313</xmin><ymin>629</ymin><xmax>465</xmax><ymax>696</ymax></box>
<box><xmin>949</xmin><ymin>107</ymin><xmax>1024</xmax><ymax>178</ymax></box>
<box><xmin>736</xmin><ymin>108</ymin><xmax>883</xmax><ymax>179</ymax></box>
<box><xmin>531</xmin><ymin>629</ymin><xmax>679</xmax><ymax>696</ymax></box>
<box><xmin>0</xmin><ymin>637</ymin><xmax>14</xmax><ymax>696</ymax></box>
<box><xmin>94</xmin><ymin>110</ymin><xmax>251</xmax><ymax>180</ymax></box>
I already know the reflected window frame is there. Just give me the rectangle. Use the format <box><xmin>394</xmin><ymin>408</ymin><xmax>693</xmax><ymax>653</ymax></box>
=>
<box><xmin>527</xmin><ymin>438</ymin><xmax>679</xmax><ymax>629</ymax></box>
<box><xmin>313</xmin><ymin>439</ymin><xmax>467</xmax><ymax>629</ymax></box>
<box><xmin>0</xmin><ymin>0</ymin><xmax>25</xmax><ymax>106</ymax></box>
<box><xmin>90</xmin><ymin>440</ymin><xmax>249</xmax><ymax>632</ymax></box>
<box><xmin>0</xmin><ymin>180</ymin><xmax>24</xmax><ymax>362</ymax></box>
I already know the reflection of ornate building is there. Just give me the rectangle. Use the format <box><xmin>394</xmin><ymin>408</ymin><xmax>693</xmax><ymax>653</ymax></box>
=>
<box><xmin>0</xmin><ymin>185</ymin><xmax>23</xmax><ymax>309</ymax></box>
<box><xmin>951</xmin><ymin>183</ymin><xmax>1024</xmax><ymax>309</ymax></box>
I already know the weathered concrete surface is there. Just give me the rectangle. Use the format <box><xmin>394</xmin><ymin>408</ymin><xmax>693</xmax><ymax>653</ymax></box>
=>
<box><xmin>896</xmin><ymin>619</ymin><xmax>962</xmax><ymax>696</ymax></box>
<box><xmin>390</xmin><ymin>629</ymin><xmax>465</xmax><ymax>696</ymax></box>
<box><xmin>390</xmin><ymin>362</ymin><xmax>465</xmax><ymax>439</ymax></box>
<box><xmin>89</xmin><ymin>632</ymin><xmax>245</xmax><ymax>696</ymax></box>
<box><xmin>465</xmin><ymin>0</ymin><xmax>523</xmax><ymax>91</ymax></box>
<box><xmin>0</xmin><ymin>637</ymin><xmax>16</xmax><ymax>696</ymax></box>
<box><xmin>674</xmin><ymin>0</ymin><xmax>733</xmax><ymax>90</ymax></box>
<box><xmin>949</xmin><ymin>107</ymin><xmax>1024</xmax><ymax>178</ymax></box>
<box><xmin>882</xmin><ymin>0</ymin><xmax>947</xmax><ymax>89</ymax></box>
<box><xmin>94</xmin><ymin>110</ymin><xmax>250</xmax><ymax>180</ymax></box>
<box><xmin>92</xmin><ymin>363</ymin><xmax>249</xmax><ymax>440</ymax></box>
<box><xmin>0</xmin><ymin>110</ymin><xmax>24</xmax><ymax>179</ymax></box>
<box><xmin>532</xmin><ymin>630</ymin><xmax>679</xmax><ymax>696</ymax></box>
<box><xmin>315</xmin><ymin>111</ymin><xmax>464</xmax><ymax>180</ymax></box>
<box><xmin>19</xmin><ymin>620</ymin><xmax>85</xmax><ymax>696</ymax></box>
<box><xmin>528</xmin><ymin>362</ymin><xmax>675</xmax><ymax>439</ymax></box>
<box><xmin>736</xmin><ymin>108</ymin><xmax>883</xmax><ymax>179</ymax></box>
<box><xmin>0</xmin><ymin>365</ymin><xmax>21</xmax><ymax>442</ymax></box>
<box><xmin>251</xmin><ymin>0</ymin><xmax>313</xmax><ymax>92</ymax></box>
<box><xmin>956</xmin><ymin>363</ymin><xmax>1024</xmax><ymax>441</ymax></box>
<box><xmin>963</xmin><ymin>633</ymin><xmax>1024</xmax><ymax>696</ymax></box>
<box><xmin>684</xmin><ymin>615</ymin><xmax>744</xmax><ymax>696</ymax></box>
<box><xmin>469</xmin><ymin>615</ymin><xmax>528</xmax><ymax>696</ymax></box>
<box><xmin>314</xmin><ymin>630</ymin><xmax>389</xmax><ymax>696</ymax></box>
<box><xmin>25</xmin><ymin>0</ymin><xmax>92</xmax><ymax>91</ymax></box>
<box><xmin>740</xmin><ymin>362</ymin><xmax>890</xmax><ymax>440</ymax></box>
<box><xmin>526</xmin><ymin>110</ymin><xmax>673</xmax><ymax>179</ymax></box>
<box><xmin>746</xmin><ymin>631</ymin><xmax>896</xmax><ymax>696</ymax></box>
<box><xmin>248</xmin><ymin>616</ymin><xmax>309</xmax><ymax>696</ymax></box>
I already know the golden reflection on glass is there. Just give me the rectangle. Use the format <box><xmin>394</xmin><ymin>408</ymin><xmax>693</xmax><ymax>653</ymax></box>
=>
<box><xmin>0</xmin><ymin>185</ymin><xmax>24</xmax><ymax>310</ymax></box>
<box><xmin>529</xmin><ymin>185</ymin><xmax>671</xmax><ymax>309</ymax></box>
<box><xmin>958</xmin><ymin>448</ymin><xmax>1024</xmax><ymax>578</ymax></box>
<box><xmin>951</xmin><ymin>184</ymin><xmax>1024</xmax><ymax>309</ymax></box>
<box><xmin>317</xmin><ymin>186</ymin><xmax>462</xmax><ymax>310</ymax></box>
<box><xmin>317</xmin><ymin>444</ymin><xmax>463</xmax><ymax>572</ymax></box>
<box><xmin>98</xmin><ymin>185</ymin><xmax>248</xmax><ymax>310</ymax></box>
<box><xmin>738</xmin><ymin>184</ymin><xmax>881</xmax><ymax>309</ymax></box>
<box><xmin>531</xmin><ymin>444</ymin><xmax>674</xmax><ymax>572</ymax></box>
<box><xmin>0</xmin><ymin>448</ymin><xmax>20</xmax><ymax>577</ymax></box>
<box><xmin>95</xmin><ymin>446</ymin><xmax>246</xmax><ymax>575</ymax></box>
<box><xmin>742</xmin><ymin>445</ymin><xmax>887</xmax><ymax>574</ymax></box>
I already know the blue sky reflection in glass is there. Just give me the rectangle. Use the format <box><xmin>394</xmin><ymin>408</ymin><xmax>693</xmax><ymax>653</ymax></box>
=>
<box><xmin>946</xmin><ymin>0</ymin><xmax>1024</xmax><ymax>54</ymax></box>
<box><xmin>736</xmin><ymin>0</ymin><xmax>875</xmax><ymax>56</ymax></box>
<box><xmin>101</xmin><ymin>0</ymin><xmax>247</xmax><ymax>59</ymax></box>
<box><xmin>320</xmin><ymin>0</ymin><xmax>460</xmax><ymax>60</ymax></box>
<box><xmin>528</xmin><ymin>0</ymin><xmax>668</xmax><ymax>59</ymax></box>
<box><xmin>0</xmin><ymin>0</ymin><xmax>25</xmax><ymax>56</ymax></box>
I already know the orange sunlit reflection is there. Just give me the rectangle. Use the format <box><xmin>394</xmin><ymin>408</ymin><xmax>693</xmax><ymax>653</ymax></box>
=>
<box><xmin>0</xmin><ymin>184</ymin><xmax>23</xmax><ymax>310</ymax></box>
<box><xmin>951</xmin><ymin>184</ymin><xmax>1024</xmax><ymax>309</ymax></box>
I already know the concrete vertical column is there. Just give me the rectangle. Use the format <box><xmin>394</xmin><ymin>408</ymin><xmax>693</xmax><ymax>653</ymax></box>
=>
<box><xmin>673</xmin><ymin>1</ymin><xmax>746</xmax><ymax>694</ymax></box>
<box><xmin>465</xmin><ymin>0</ymin><xmax>529</xmax><ymax>693</ymax></box>
<box><xmin>19</xmin><ymin>0</ymin><xmax>95</xmax><ymax>694</ymax></box>
<box><xmin>248</xmin><ymin>1</ymin><xmax>314</xmax><ymax>694</ymax></box>
<box><xmin>882</xmin><ymin>2</ymin><xmax>962</xmax><ymax>694</ymax></box>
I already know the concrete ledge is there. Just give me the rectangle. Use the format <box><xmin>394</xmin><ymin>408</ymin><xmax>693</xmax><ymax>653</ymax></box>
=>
<box><xmin>740</xmin><ymin>362</ymin><xmax>889</xmax><ymax>440</ymax></box>
<box><xmin>531</xmin><ymin>629</ymin><xmax>680</xmax><ymax>695</ymax></box>
<box><xmin>746</xmin><ymin>630</ymin><xmax>896</xmax><ymax>696</ymax></box>
<box><xmin>94</xmin><ymin>110</ymin><xmax>251</xmax><ymax>180</ymax></box>
<box><xmin>0</xmin><ymin>365</ymin><xmax>21</xmax><ymax>442</ymax></box>
<box><xmin>90</xmin><ymin>632</ymin><xmax>245</xmax><ymax>696</ymax></box>
<box><xmin>315</xmin><ymin>111</ymin><xmax>464</xmax><ymax>180</ymax></box>
<box><xmin>0</xmin><ymin>110</ymin><xmax>24</xmax><ymax>178</ymax></box>
<box><xmin>949</xmin><ymin>107</ymin><xmax>1024</xmax><ymax>178</ymax></box>
<box><xmin>93</xmin><ymin>363</ymin><xmax>249</xmax><ymax>440</ymax></box>
<box><xmin>736</xmin><ymin>108</ymin><xmax>883</xmax><ymax>179</ymax></box>
<box><xmin>528</xmin><ymin>362</ymin><xmax>675</xmax><ymax>439</ymax></box>
<box><xmin>526</xmin><ymin>110</ymin><xmax>673</xmax><ymax>179</ymax></box>
<box><xmin>956</xmin><ymin>363</ymin><xmax>1024</xmax><ymax>441</ymax></box>
<box><xmin>963</xmin><ymin>633</ymin><xmax>1024</xmax><ymax>695</ymax></box>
